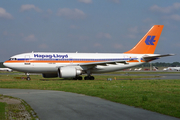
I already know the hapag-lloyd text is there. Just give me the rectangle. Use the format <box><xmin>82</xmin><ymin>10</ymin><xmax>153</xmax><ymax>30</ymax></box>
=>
<box><xmin>34</xmin><ymin>54</ymin><xmax>68</xmax><ymax>59</ymax></box>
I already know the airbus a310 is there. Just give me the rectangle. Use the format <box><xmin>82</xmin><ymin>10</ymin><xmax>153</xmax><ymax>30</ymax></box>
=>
<box><xmin>3</xmin><ymin>25</ymin><xmax>173</xmax><ymax>80</ymax></box>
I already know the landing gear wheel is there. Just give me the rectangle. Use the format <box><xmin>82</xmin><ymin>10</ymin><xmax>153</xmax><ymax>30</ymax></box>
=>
<box><xmin>84</xmin><ymin>76</ymin><xmax>95</xmax><ymax>80</ymax></box>
<box><xmin>26</xmin><ymin>77</ymin><xmax>31</xmax><ymax>81</ymax></box>
<box><xmin>90</xmin><ymin>76</ymin><xmax>94</xmax><ymax>80</ymax></box>
<box><xmin>26</xmin><ymin>73</ymin><xmax>31</xmax><ymax>81</ymax></box>
<box><xmin>84</xmin><ymin>76</ymin><xmax>88</xmax><ymax>80</ymax></box>
<box><xmin>73</xmin><ymin>76</ymin><xmax>82</xmax><ymax>80</ymax></box>
<box><xmin>77</xmin><ymin>76</ymin><xmax>82</xmax><ymax>80</ymax></box>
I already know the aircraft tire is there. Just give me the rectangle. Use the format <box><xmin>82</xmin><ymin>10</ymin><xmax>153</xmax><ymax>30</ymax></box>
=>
<box><xmin>26</xmin><ymin>77</ymin><xmax>31</xmax><ymax>81</ymax></box>
<box><xmin>73</xmin><ymin>76</ymin><xmax>82</xmax><ymax>80</ymax></box>
<box><xmin>84</xmin><ymin>76</ymin><xmax>87</xmax><ymax>80</ymax></box>
<box><xmin>84</xmin><ymin>76</ymin><xmax>95</xmax><ymax>80</ymax></box>
<box><xmin>90</xmin><ymin>76</ymin><xmax>95</xmax><ymax>80</ymax></box>
<box><xmin>77</xmin><ymin>76</ymin><xmax>82</xmax><ymax>80</ymax></box>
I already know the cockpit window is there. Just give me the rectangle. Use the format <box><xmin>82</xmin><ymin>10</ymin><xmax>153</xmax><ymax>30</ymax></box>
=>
<box><xmin>9</xmin><ymin>58</ymin><xmax>17</xmax><ymax>60</ymax></box>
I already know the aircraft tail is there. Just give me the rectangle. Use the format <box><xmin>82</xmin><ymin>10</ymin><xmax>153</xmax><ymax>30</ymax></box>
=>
<box><xmin>124</xmin><ymin>25</ymin><xmax>164</xmax><ymax>54</ymax></box>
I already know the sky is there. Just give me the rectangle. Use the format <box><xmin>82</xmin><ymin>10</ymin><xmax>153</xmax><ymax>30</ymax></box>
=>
<box><xmin>0</xmin><ymin>0</ymin><xmax>180</xmax><ymax>63</ymax></box>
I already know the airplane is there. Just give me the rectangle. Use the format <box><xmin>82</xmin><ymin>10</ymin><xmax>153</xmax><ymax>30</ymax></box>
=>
<box><xmin>153</xmin><ymin>66</ymin><xmax>158</xmax><ymax>71</ymax></box>
<box><xmin>3</xmin><ymin>25</ymin><xmax>174</xmax><ymax>80</ymax></box>
<box><xmin>0</xmin><ymin>68</ymin><xmax>13</xmax><ymax>72</ymax></box>
<box><xmin>134</xmin><ymin>68</ymin><xmax>142</xmax><ymax>71</ymax></box>
<box><xmin>163</xmin><ymin>67</ymin><xmax>180</xmax><ymax>71</ymax></box>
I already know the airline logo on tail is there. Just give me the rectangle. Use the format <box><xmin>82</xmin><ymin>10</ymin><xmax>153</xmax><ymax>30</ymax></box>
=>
<box><xmin>145</xmin><ymin>36</ymin><xmax>156</xmax><ymax>45</ymax></box>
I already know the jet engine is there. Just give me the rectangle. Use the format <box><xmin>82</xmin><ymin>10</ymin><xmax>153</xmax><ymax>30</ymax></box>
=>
<box><xmin>58</xmin><ymin>67</ymin><xmax>82</xmax><ymax>78</ymax></box>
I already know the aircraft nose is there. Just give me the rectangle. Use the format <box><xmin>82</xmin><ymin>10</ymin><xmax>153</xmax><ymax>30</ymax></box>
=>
<box><xmin>3</xmin><ymin>61</ymin><xmax>9</xmax><ymax>68</ymax></box>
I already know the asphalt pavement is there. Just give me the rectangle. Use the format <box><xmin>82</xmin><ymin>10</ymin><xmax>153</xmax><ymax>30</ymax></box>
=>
<box><xmin>0</xmin><ymin>88</ymin><xmax>179</xmax><ymax>120</ymax></box>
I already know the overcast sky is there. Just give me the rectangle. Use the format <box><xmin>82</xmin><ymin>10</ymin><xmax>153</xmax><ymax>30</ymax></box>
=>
<box><xmin>0</xmin><ymin>0</ymin><xmax>180</xmax><ymax>62</ymax></box>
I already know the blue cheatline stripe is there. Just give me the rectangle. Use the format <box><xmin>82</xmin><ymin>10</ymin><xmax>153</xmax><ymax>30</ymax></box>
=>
<box><xmin>15</xmin><ymin>58</ymin><xmax>138</xmax><ymax>61</ymax></box>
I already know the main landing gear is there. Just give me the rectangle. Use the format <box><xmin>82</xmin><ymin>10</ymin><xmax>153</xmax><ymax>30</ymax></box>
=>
<box><xmin>72</xmin><ymin>76</ymin><xmax>95</xmax><ymax>80</ymax></box>
<box><xmin>84</xmin><ymin>76</ymin><xmax>95</xmax><ymax>80</ymax></box>
<box><xmin>84</xmin><ymin>71</ymin><xmax>95</xmax><ymax>80</ymax></box>
<box><xmin>73</xmin><ymin>76</ymin><xmax>83</xmax><ymax>80</ymax></box>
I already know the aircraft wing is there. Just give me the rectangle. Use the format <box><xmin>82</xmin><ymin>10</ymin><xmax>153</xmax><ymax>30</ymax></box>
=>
<box><xmin>143</xmin><ymin>54</ymin><xmax>174</xmax><ymax>62</ymax></box>
<box><xmin>79</xmin><ymin>60</ymin><xmax>129</xmax><ymax>66</ymax></box>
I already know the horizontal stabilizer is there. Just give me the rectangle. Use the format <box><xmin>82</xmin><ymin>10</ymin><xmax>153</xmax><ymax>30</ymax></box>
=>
<box><xmin>143</xmin><ymin>54</ymin><xmax>174</xmax><ymax>62</ymax></box>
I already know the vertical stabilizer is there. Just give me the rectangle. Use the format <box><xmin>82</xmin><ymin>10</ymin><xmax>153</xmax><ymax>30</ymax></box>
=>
<box><xmin>124</xmin><ymin>25</ymin><xmax>164</xmax><ymax>54</ymax></box>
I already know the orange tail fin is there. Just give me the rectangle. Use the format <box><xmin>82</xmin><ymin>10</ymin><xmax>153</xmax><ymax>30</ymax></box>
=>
<box><xmin>124</xmin><ymin>25</ymin><xmax>164</xmax><ymax>54</ymax></box>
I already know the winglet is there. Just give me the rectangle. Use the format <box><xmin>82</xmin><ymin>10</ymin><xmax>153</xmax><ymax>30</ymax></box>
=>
<box><xmin>124</xmin><ymin>25</ymin><xmax>164</xmax><ymax>54</ymax></box>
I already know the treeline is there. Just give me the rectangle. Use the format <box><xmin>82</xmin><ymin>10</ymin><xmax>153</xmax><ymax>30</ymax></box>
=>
<box><xmin>1</xmin><ymin>62</ymin><xmax>180</xmax><ymax>68</ymax></box>
<box><xmin>0</xmin><ymin>62</ymin><xmax>5</xmax><ymax>68</ymax></box>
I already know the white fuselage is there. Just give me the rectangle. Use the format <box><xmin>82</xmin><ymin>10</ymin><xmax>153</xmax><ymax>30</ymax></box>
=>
<box><xmin>3</xmin><ymin>52</ymin><xmax>158</xmax><ymax>74</ymax></box>
<box><xmin>167</xmin><ymin>67</ymin><xmax>180</xmax><ymax>71</ymax></box>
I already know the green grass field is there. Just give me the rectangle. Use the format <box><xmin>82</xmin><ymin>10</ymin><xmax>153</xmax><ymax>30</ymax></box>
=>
<box><xmin>0</xmin><ymin>102</ymin><xmax>6</xmax><ymax>120</ymax></box>
<box><xmin>0</xmin><ymin>72</ymin><xmax>180</xmax><ymax>118</ymax></box>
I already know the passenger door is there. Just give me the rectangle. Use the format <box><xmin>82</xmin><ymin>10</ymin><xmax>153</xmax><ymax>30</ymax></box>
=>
<box><xmin>24</xmin><ymin>55</ymin><xmax>31</xmax><ymax>65</ymax></box>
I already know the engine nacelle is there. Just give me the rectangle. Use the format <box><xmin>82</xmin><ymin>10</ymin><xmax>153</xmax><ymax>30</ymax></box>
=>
<box><xmin>58</xmin><ymin>67</ymin><xmax>82</xmax><ymax>78</ymax></box>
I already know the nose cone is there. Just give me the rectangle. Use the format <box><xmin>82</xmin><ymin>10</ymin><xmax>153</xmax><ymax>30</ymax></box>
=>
<box><xmin>3</xmin><ymin>61</ymin><xmax>10</xmax><ymax>68</ymax></box>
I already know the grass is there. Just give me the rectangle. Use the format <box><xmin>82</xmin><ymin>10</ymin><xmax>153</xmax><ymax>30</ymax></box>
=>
<box><xmin>0</xmin><ymin>102</ymin><xmax>6</xmax><ymax>120</ymax></box>
<box><xmin>0</xmin><ymin>73</ymin><xmax>180</xmax><ymax>118</ymax></box>
<box><xmin>0</xmin><ymin>94</ymin><xmax>38</xmax><ymax>120</ymax></box>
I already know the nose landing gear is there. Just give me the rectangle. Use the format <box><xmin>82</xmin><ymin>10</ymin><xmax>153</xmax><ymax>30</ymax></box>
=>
<box><xmin>26</xmin><ymin>73</ymin><xmax>31</xmax><ymax>81</ymax></box>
